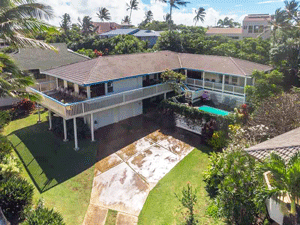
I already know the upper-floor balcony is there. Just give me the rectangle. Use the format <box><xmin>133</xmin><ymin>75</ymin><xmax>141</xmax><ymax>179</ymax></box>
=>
<box><xmin>27</xmin><ymin>80</ymin><xmax>173</xmax><ymax>119</ymax></box>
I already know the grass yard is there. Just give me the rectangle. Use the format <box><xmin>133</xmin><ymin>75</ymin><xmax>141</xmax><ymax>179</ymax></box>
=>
<box><xmin>2</xmin><ymin>111</ymin><xmax>98</xmax><ymax>225</ymax></box>
<box><xmin>138</xmin><ymin>148</ymin><xmax>224</xmax><ymax>225</ymax></box>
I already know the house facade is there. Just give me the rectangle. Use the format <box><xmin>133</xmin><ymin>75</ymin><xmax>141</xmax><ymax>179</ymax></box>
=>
<box><xmin>26</xmin><ymin>51</ymin><xmax>272</xmax><ymax>150</ymax></box>
<box><xmin>206</xmin><ymin>28</ymin><xmax>243</xmax><ymax>40</ymax></box>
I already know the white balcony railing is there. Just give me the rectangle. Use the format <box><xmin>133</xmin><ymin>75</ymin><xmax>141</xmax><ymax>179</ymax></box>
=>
<box><xmin>27</xmin><ymin>82</ymin><xmax>173</xmax><ymax>118</ymax></box>
<box><xmin>186</xmin><ymin>78</ymin><xmax>245</xmax><ymax>96</ymax></box>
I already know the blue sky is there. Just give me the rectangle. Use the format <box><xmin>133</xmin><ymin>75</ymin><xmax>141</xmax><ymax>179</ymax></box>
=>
<box><xmin>39</xmin><ymin>0</ymin><xmax>286</xmax><ymax>27</ymax></box>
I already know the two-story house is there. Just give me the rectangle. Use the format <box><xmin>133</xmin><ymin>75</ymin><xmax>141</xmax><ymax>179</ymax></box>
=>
<box><xmin>26</xmin><ymin>51</ymin><xmax>272</xmax><ymax>150</ymax></box>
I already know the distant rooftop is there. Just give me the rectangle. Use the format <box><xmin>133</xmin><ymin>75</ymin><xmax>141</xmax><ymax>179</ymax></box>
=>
<box><xmin>133</xmin><ymin>30</ymin><xmax>162</xmax><ymax>37</ymax></box>
<box><xmin>206</xmin><ymin>28</ymin><xmax>242</xmax><ymax>35</ymax></box>
<box><xmin>99</xmin><ymin>28</ymin><xmax>140</xmax><ymax>37</ymax></box>
<box><xmin>244</xmin><ymin>14</ymin><xmax>272</xmax><ymax>22</ymax></box>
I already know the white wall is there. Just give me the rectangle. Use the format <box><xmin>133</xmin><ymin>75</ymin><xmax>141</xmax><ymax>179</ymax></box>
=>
<box><xmin>111</xmin><ymin>77</ymin><xmax>143</xmax><ymax>94</ymax></box>
<box><xmin>86</xmin><ymin>100</ymin><xmax>143</xmax><ymax>130</ymax></box>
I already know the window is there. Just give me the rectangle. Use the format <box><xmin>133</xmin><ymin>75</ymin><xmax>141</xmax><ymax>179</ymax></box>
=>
<box><xmin>248</xmin><ymin>26</ymin><xmax>253</xmax><ymax>33</ymax></box>
<box><xmin>243</xmin><ymin>26</ymin><xmax>247</xmax><ymax>30</ymax></box>
<box><xmin>232</xmin><ymin>77</ymin><xmax>238</xmax><ymax>85</ymax></box>
<box><xmin>254</xmin><ymin>25</ymin><xmax>259</xmax><ymax>33</ymax></box>
<box><xmin>107</xmin><ymin>82</ymin><xmax>113</xmax><ymax>93</ymax></box>
<box><xmin>259</xmin><ymin>25</ymin><xmax>264</xmax><ymax>33</ymax></box>
<box><xmin>225</xmin><ymin>76</ymin><xmax>229</xmax><ymax>84</ymax></box>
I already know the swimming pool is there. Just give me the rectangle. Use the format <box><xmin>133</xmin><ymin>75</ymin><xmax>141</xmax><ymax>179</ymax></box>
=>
<box><xmin>198</xmin><ymin>105</ymin><xmax>230</xmax><ymax>116</ymax></box>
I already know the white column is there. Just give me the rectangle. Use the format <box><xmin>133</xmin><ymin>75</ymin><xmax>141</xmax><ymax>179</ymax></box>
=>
<box><xmin>73</xmin><ymin>118</ymin><xmax>79</xmax><ymax>151</ymax></box>
<box><xmin>222</xmin><ymin>75</ymin><xmax>225</xmax><ymax>93</ymax></box>
<box><xmin>86</xmin><ymin>86</ymin><xmax>91</xmax><ymax>99</ymax></box>
<box><xmin>202</xmin><ymin>72</ymin><xmax>205</xmax><ymax>88</ymax></box>
<box><xmin>244</xmin><ymin>77</ymin><xmax>247</xmax><ymax>97</ymax></box>
<box><xmin>91</xmin><ymin>113</ymin><xmax>95</xmax><ymax>142</ymax></box>
<box><xmin>63</xmin><ymin>119</ymin><xmax>68</xmax><ymax>142</ymax></box>
<box><xmin>56</xmin><ymin>78</ymin><xmax>59</xmax><ymax>89</ymax></box>
<box><xmin>74</xmin><ymin>84</ymin><xmax>79</xmax><ymax>94</ymax></box>
<box><xmin>105</xmin><ymin>83</ymin><xmax>108</xmax><ymax>95</ymax></box>
<box><xmin>185</xmin><ymin>69</ymin><xmax>188</xmax><ymax>84</ymax></box>
<box><xmin>48</xmin><ymin>110</ymin><xmax>52</xmax><ymax>130</ymax></box>
<box><xmin>164</xmin><ymin>93</ymin><xmax>167</xmax><ymax>100</ymax></box>
<box><xmin>63</xmin><ymin>80</ymin><xmax>68</xmax><ymax>88</ymax></box>
<box><xmin>37</xmin><ymin>104</ymin><xmax>41</xmax><ymax>123</ymax></box>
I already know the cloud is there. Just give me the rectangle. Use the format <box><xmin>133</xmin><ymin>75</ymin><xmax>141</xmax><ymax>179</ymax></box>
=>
<box><xmin>257</xmin><ymin>0</ymin><xmax>284</xmax><ymax>4</ymax></box>
<box><xmin>37</xmin><ymin>0</ymin><xmax>242</xmax><ymax>28</ymax></box>
<box><xmin>235</xmin><ymin>4</ymin><xmax>243</xmax><ymax>7</ymax></box>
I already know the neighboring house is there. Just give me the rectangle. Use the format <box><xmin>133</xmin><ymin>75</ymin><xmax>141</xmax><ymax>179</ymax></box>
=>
<box><xmin>245</xmin><ymin>127</ymin><xmax>300</xmax><ymax>225</ymax></box>
<box><xmin>26</xmin><ymin>51</ymin><xmax>272</xmax><ymax>149</ymax></box>
<box><xmin>99</xmin><ymin>28</ymin><xmax>163</xmax><ymax>47</ymax></box>
<box><xmin>206</xmin><ymin>28</ymin><xmax>243</xmax><ymax>40</ymax></box>
<box><xmin>133</xmin><ymin>30</ymin><xmax>162</xmax><ymax>47</ymax></box>
<box><xmin>206</xmin><ymin>14</ymin><xmax>272</xmax><ymax>40</ymax></box>
<box><xmin>92</xmin><ymin>22</ymin><xmax>134</xmax><ymax>34</ymax></box>
<box><xmin>0</xmin><ymin>43</ymin><xmax>89</xmax><ymax>107</ymax></box>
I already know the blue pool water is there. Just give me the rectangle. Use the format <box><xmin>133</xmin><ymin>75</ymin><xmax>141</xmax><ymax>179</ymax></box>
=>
<box><xmin>198</xmin><ymin>105</ymin><xmax>230</xmax><ymax>116</ymax></box>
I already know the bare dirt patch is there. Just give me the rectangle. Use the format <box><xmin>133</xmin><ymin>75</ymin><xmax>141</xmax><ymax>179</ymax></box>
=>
<box><xmin>83</xmin><ymin>204</ymin><xmax>108</xmax><ymax>225</ymax></box>
<box><xmin>116</xmin><ymin>212</ymin><xmax>138</xmax><ymax>225</ymax></box>
<box><xmin>95</xmin><ymin>154</ymin><xmax>123</xmax><ymax>173</ymax></box>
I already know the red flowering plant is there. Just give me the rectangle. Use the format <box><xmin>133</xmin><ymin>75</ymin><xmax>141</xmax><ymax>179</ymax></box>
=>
<box><xmin>234</xmin><ymin>104</ymin><xmax>249</xmax><ymax>124</ymax></box>
<box><xmin>94</xmin><ymin>49</ymin><xmax>103</xmax><ymax>57</ymax></box>
<box><xmin>11</xmin><ymin>99</ymin><xmax>35</xmax><ymax>119</ymax></box>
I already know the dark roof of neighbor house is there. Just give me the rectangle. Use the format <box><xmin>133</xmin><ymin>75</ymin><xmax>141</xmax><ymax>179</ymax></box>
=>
<box><xmin>99</xmin><ymin>28</ymin><xmax>139</xmax><ymax>37</ymax></box>
<box><xmin>206</xmin><ymin>28</ymin><xmax>243</xmax><ymax>35</ymax></box>
<box><xmin>44</xmin><ymin>51</ymin><xmax>272</xmax><ymax>86</ymax></box>
<box><xmin>133</xmin><ymin>30</ymin><xmax>162</xmax><ymax>37</ymax></box>
<box><xmin>9</xmin><ymin>43</ymin><xmax>90</xmax><ymax>71</ymax></box>
<box><xmin>245</xmin><ymin>127</ymin><xmax>300</xmax><ymax>162</ymax></box>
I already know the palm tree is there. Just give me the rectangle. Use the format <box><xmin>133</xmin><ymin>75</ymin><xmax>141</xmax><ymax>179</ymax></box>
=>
<box><xmin>0</xmin><ymin>0</ymin><xmax>54</xmax><ymax>49</ymax></box>
<box><xmin>97</xmin><ymin>7</ymin><xmax>111</xmax><ymax>22</ymax></box>
<box><xmin>78</xmin><ymin>16</ymin><xmax>95</xmax><ymax>35</ymax></box>
<box><xmin>263</xmin><ymin>152</ymin><xmax>300</xmax><ymax>224</ymax></box>
<box><xmin>217</xmin><ymin>19</ymin><xmax>224</xmax><ymax>27</ymax></box>
<box><xmin>122</xmin><ymin>15</ymin><xmax>131</xmax><ymax>24</ymax></box>
<box><xmin>193</xmin><ymin>7</ymin><xmax>205</xmax><ymax>26</ymax></box>
<box><xmin>126</xmin><ymin>0</ymin><xmax>139</xmax><ymax>24</ymax></box>
<box><xmin>157</xmin><ymin>0</ymin><xmax>190</xmax><ymax>30</ymax></box>
<box><xmin>60</xmin><ymin>13</ymin><xmax>71</xmax><ymax>36</ymax></box>
<box><xmin>145</xmin><ymin>10</ymin><xmax>154</xmax><ymax>24</ymax></box>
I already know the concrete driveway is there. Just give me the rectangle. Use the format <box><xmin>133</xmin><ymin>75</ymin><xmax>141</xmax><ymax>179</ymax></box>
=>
<box><xmin>83</xmin><ymin>115</ymin><xmax>198</xmax><ymax>225</ymax></box>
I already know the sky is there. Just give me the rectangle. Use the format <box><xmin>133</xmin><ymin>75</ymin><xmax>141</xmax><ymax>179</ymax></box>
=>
<box><xmin>37</xmin><ymin>0</ymin><xmax>287</xmax><ymax>27</ymax></box>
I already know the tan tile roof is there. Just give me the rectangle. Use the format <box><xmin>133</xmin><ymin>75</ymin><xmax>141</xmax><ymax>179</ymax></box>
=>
<box><xmin>44</xmin><ymin>51</ymin><xmax>272</xmax><ymax>85</ymax></box>
<box><xmin>245</xmin><ymin>127</ymin><xmax>300</xmax><ymax>161</ymax></box>
<box><xmin>92</xmin><ymin>22</ymin><xmax>121</xmax><ymax>34</ymax></box>
<box><xmin>206</xmin><ymin>28</ymin><xmax>242</xmax><ymax>35</ymax></box>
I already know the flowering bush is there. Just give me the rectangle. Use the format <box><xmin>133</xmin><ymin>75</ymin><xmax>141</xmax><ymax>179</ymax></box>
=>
<box><xmin>11</xmin><ymin>99</ymin><xmax>35</xmax><ymax>119</ymax></box>
<box><xmin>208</xmin><ymin>130</ymin><xmax>227</xmax><ymax>151</ymax></box>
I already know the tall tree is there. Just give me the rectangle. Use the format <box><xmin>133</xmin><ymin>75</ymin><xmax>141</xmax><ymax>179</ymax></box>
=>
<box><xmin>144</xmin><ymin>10</ymin><xmax>153</xmax><ymax>24</ymax></box>
<box><xmin>78</xmin><ymin>16</ymin><xmax>94</xmax><ymax>35</ymax></box>
<box><xmin>0</xmin><ymin>0</ymin><xmax>54</xmax><ymax>49</ymax></box>
<box><xmin>122</xmin><ymin>15</ymin><xmax>131</xmax><ymax>24</ymax></box>
<box><xmin>97</xmin><ymin>7</ymin><xmax>111</xmax><ymax>22</ymax></box>
<box><xmin>60</xmin><ymin>13</ymin><xmax>71</xmax><ymax>36</ymax></box>
<box><xmin>262</xmin><ymin>152</ymin><xmax>300</xmax><ymax>225</ymax></box>
<box><xmin>126</xmin><ymin>0</ymin><xmax>139</xmax><ymax>24</ymax></box>
<box><xmin>157</xmin><ymin>0</ymin><xmax>190</xmax><ymax>30</ymax></box>
<box><xmin>193</xmin><ymin>7</ymin><xmax>205</xmax><ymax>26</ymax></box>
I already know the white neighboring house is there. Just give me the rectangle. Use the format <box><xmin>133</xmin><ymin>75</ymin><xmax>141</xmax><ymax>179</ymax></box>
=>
<box><xmin>25</xmin><ymin>51</ymin><xmax>272</xmax><ymax>150</ymax></box>
<box><xmin>0</xmin><ymin>43</ymin><xmax>89</xmax><ymax>108</ymax></box>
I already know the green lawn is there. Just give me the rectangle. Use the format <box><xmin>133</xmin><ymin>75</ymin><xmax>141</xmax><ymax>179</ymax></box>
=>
<box><xmin>2</xmin><ymin>111</ymin><xmax>98</xmax><ymax>225</ymax></box>
<box><xmin>138</xmin><ymin>148</ymin><xmax>224</xmax><ymax>225</ymax></box>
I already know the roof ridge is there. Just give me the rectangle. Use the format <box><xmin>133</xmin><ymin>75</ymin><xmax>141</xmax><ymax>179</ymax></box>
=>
<box><xmin>85</xmin><ymin>57</ymin><xmax>104</xmax><ymax>84</ymax></box>
<box><xmin>229</xmin><ymin>57</ymin><xmax>246</xmax><ymax>76</ymax></box>
<box><xmin>247</xmin><ymin>145</ymin><xmax>300</xmax><ymax>152</ymax></box>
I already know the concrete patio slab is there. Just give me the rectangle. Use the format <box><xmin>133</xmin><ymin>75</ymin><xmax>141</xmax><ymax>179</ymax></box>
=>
<box><xmin>83</xmin><ymin>204</ymin><xmax>108</xmax><ymax>225</ymax></box>
<box><xmin>115</xmin><ymin>213</ymin><xmax>138</xmax><ymax>225</ymax></box>
<box><xmin>91</xmin><ymin>162</ymin><xmax>150</xmax><ymax>216</ymax></box>
<box><xmin>127</xmin><ymin>144</ymin><xmax>179</xmax><ymax>189</ymax></box>
<box><xmin>116</xmin><ymin>137</ymin><xmax>154</xmax><ymax>162</ymax></box>
<box><xmin>94</xmin><ymin>153</ymin><xmax>123</xmax><ymax>174</ymax></box>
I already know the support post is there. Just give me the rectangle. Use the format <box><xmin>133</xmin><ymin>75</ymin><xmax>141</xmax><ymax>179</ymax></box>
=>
<box><xmin>91</xmin><ymin>114</ymin><xmax>95</xmax><ymax>142</ymax></box>
<box><xmin>48</xmin><ymin>110</ymin><xmax>52</xmax><ymax>130</ymax></box>
<box><xmin>164</xmin><ymin>92</ymin><xmax>167</xmax><ymax>100</ymax></box>
<box><xmin>63</xmin><ymin>119</ymin><xmax>68</xmax><ymax>142</ymax></box>
<box><xmin>56</xmin><ymin>78</ymin><xmax>59</xmax><ymax>89</ymax></box>
<box><xmin>222</xmin><ymin>75</ymin><xmax>225</xmax><ymax>93</ymax></box>
<box><xmin>37</xmin><ymin>104</ymin><xmax>41</xmax><ymax>123</ymax></box>
<box><xmin>202</xmin><ymin>72</ymin><xmax>205</xmax><ymax>88</ymax></box>
<box><xmin>244</xmin><ymin>77</ymin><xmax>247</xmax><ymax>100</ymax></box>
<box><xmin>63</xmin><ymin>80</ymin><xmax>68</xmax><ymax>88</ymax></box>
<box><xmin>105</xmin><ymin>83</ymin><xmax>108</xmax><ymax>95</ymax></box>
<box><xmin>185</xmin><ymin>69</ymin><xmax>188</xmax><ymax>84</ymax></box>
<box><xmin>87</xmin><ymin>86</ymin><xmax>91</xmax><ymax>99</ymax></box>
<box><xmin>73</xmin><ymin>118</ymin><xmax>79</xmax><ymax>151</ymax></box>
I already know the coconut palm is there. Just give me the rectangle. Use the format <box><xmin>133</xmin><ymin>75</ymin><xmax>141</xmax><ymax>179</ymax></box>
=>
<box><xmin>0</xmin><ymin>0</ymin><xmax>54</xmax><ymax>49</ymax></box>
<box><xmin>78</xmin><ymin>16</ymin><xmax>95</xmax><ymax>35</ymax></box>
<box><xmin>126</xmin><ymin>0</ymin><xmax>139</xmax><ymax>24</ymax></box>
<box><xmin>193</xmin><ymin>7</ymin><xmax>205</xmax><ymax>26</ymax></box>
<box><xmin>145</xmin><ymin>10</ymin><xmax>154</xmax><ymax>24</ymax></box>
<box><xmin>60</xmin><ymin>13</ymin><xmax>71</xmax><ymax>36</ymax></box>
<box><xmin>122</xmin><ymin>15</ymin><xmax>131</xmax><ymax>24</ymax></box>
<box><xmin>157</xmin><ymin>0</ymin><xmax>190</xmax><ymax>30</ymax></box>
<box><xmin>0</xmin><ymin>52</ymin><xmax>38</xmax><ymax>100</ymax></box>
<box><xmin>97</xmin><ymin>7</ymin><xmax>111</xmax><ymax>22</ymax></box>
<box><xmin>263</xmin><ymin>152</ymin><xmax>300</xmax><ymax>224</ymax></box>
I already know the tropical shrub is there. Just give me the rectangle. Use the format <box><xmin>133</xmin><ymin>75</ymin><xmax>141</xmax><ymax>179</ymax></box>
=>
<box><xmin>11</xmin><ymin>99</ymin><xmax>35</xmax><ymax>119</ymax></box>
<box><xmin>0</xmin><ymin>155</ymin><xmax>21</xmax><ymax>178</ymax></box>
<box><xmin>0</xmin><ymin>110</ymin><xmax>11</xmax><ymax>129</ymax></box>
<box><xmin>203</xmin><ymin>150</ymin><xmax>268</xmax><ymax>224</ymax></box>
<box><xmin>0</xmin><ymin>135</ymin><xmax>12</xmax><ymax>161</ymax></box>
<box><xmin>208</xmin><ymin>130</ymin><xmax>227</xmax><ymax>151</ymax></box>
<box><xmin>76</xmin><ymin>48</ymin><xmax>96</xmax><ymax>58</ymax></box>
<box><xmin>0</xmin><ymin>176</ymin><xmax>34</xmax><ymax>222</ymax></box>
<box><xmin>24</xmin><ymin>199</ymin><xmax>65</xmax><ymax>225</ymax></box>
